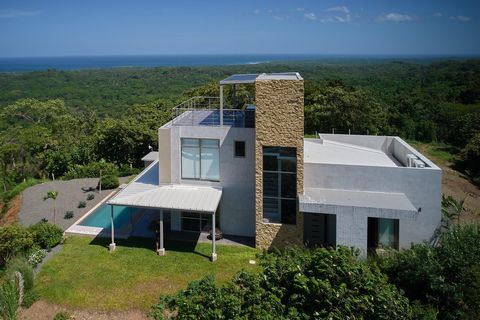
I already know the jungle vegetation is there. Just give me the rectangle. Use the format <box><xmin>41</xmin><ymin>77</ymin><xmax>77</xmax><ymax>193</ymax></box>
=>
<box><xmin>0</xmin><ymin>59</ymin><xmax>479</xmax><ymax>206</ymax></box>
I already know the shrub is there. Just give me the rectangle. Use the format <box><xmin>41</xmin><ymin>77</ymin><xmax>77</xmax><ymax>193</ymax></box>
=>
<box><xmin>53</xmin><ymin>311</ymin><xmax>71</xmax><ymax>320</ymax></box>
<box><xmin>378</xmin><ymin>224</ymin><xmax>480</xmax><ymax>320</ymax></box>
<box><xmin>26</xmin><ymin>246</ymin><xmax>47</xmax><ymax>267</ymax></box>
<box><xmin>78</xmin><ymin>201</ymin><xmax>86</xmax><ymax>208</ymax></box>
<box><xmin>86</xmin><ymin>193</ymin><xmax>95</xmax><ymax>200</ymax></box>
<box><xmin>63</xmin><ymin>161</ymin><xmax>118</xmax><ymax>180</ymax></box>
<box><xmin>100</xmin><ymin>174</ymin><xmax>119</xmax><ymax>190</ymax></box>
<box><xmin>28</xmin><ymin>222</ymin><xmax>63</xmax><ymax>249</ymax></box>
<box><xmin>5</xmin><ymin>257</ymin><xmax>34</xmax><ymax>292</ymax></box>
<box><xmin>64</xmin><ymin>211</ymin><xmax>74</xmax><ymax>219</ymax></box>
<box><xmin>151</xmin><ymin>247</ymin><xmax>411</xmax><ymax>319</ymax></box>
<box><xmin>0</xmin><ymin>279</ymin><xmax>19</xmax><ymax>320</ymax></box>
<box><xmin>0</xmin><ymin>225</ymin><xmax>34</xmax><ymax>267</ymax></box>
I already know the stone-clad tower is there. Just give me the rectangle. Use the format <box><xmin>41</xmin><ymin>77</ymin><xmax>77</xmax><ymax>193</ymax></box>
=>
<box><xmin>254</xmin><ymin>73</ymin><xmax>304</xmax><ymax>249</ymax></box>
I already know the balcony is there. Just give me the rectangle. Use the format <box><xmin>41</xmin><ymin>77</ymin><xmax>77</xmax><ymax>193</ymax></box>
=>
<box><xmin>170</xmin><ymin>96</ymin><xmax>254</xmax><ymax>128</ymax></box>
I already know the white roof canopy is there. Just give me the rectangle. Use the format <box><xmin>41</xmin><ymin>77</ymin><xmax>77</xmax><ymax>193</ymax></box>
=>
<box><xmin>299</xmin><ymin>188</ymin><xmax>418</xmax><ymax>220</ymax></box>
<box><xmin>107</xmin><ymin>161</ymin><xmax>222</xmax><ymax>213</ymax></box>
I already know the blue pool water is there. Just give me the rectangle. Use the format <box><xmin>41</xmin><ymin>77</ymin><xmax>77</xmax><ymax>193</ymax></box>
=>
<box><xmin>79</xmin><ymin>204</ymin><xmax>135</xmax><ymax>229</ymax></box>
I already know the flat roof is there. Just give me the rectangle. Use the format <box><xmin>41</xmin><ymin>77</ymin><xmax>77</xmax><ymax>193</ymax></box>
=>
<box><xmin>219</xmin><ymin>72</ymin><xmax>302</xmax><ymax>85</ymax></box>
<box><xmin>108</xmin><ymin>161</ymin><xmax>222</xmax><ymax>213</ymax></box>
<box><xmin>304</xmin><ymin>139</ymin><xmax>400</xmax><ymax>167</ymax></box>
<box><xmin>300</xmin><ymin>187</ymin><xmax>417</xmax><ymax>219</ymax></box>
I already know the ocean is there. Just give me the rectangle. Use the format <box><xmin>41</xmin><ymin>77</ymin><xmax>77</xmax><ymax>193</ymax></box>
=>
<box><xmin>0</xmin><ymin>54</ymin><xmax>330</xmax><ymax>72</ymax></box>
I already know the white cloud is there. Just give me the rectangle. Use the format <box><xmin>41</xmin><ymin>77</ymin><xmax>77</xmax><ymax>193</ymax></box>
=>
<box><xmin>378</xmin><ymin>13</ymin><xmax>415</xmax><ymax>22</ymax></box>
<box><xmin>296</xmin><ymin>8</ymin><xmax>305</xmax><ymax>12</ymax></box>
<box><xmin>0</xmin><ymin>9</ymin><xmax>42</xmax><ymax>18</ymax></box>
<box><xmin>433</xmin><ymin>12</ymin><xmax>442</xmax><ymax>17</ymax></box>
<box><xmin>450</xmin><ymin>15</ymin><xmax>471</xmax><ymax>22</ymax></box>
<box><xmin>335</xmin><ymin>14</ymin><xmax>352</xmax><ymax>23</ymax></box>
<box><xmin>304</xmin><ymin>12</ymin><xmax>316</xmax><ymax>20</ymax></box>
<box><xmin>325</xmin><ymin>6</ymin><xmax>350</xmax><ymax>14</ymax></box>
<box><xmin>273</xmin><ymin>15</ymin><xmax>285</xmax><ymax>21</ymax></box>
<box><xmin>253</xmin><ymin>9</ymin><xmax>260</xmax><ymax>15</ymax></box>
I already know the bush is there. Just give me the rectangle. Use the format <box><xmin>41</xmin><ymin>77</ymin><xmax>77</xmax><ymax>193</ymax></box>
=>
<box><xmin>64</xmin><ymin>211</ymin><xmax>74</xmax><ymax>219</ymax></box>
<box><xmin>151</xmin><ymin>247</ymin><xmax>411</xmax><ymax>319</ymax></box>
<box><xmin>378</xmin><ymin>224</ymin><xmax>480</xmax><ymax>320</ymax></box>
<box><xmin>5</xmin><ymin>257</ymin><xmax>34</xmax><ymax>291</ymax></box>
<box><xmin>78</xmin><ymin>201</ymin><xmax>86</xmax><ymax>208</ymax></box>
<box><xmin>100</xmin><ymin>174</ymin><xmax>119</xmax><ymax>190</ymax></box>
<box><xmin>86</xmin><ymin>193</ymin><xmax>95</xmax><ymax>201</ymax></box>
<box><xmin>28</xmin><ymin>222</ymin><xmax>63</xmax><ymax>249</ymax></box>
<box><xmin>0</xmin><ymin>225</ymin><xmax>34</xmax><ymax>266</ymax></box>
<box><xmin>63</xmin><ymin>161</ymin><xmax>118</xmax><ymax>180</ymax></box>
<box><xmin>27</xmin><ymin>246</ymin><xmax>47</xmax><ymax>267</ymax></box>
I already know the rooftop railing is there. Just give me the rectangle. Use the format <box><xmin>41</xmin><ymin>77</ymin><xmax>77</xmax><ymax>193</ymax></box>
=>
<box><xmin>171</xmin><ymin>96</ymin><xmax>253</xmax><ymax>127</ymax></box>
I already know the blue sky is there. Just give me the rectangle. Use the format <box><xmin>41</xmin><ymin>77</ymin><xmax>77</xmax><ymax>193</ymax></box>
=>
<box><xmin>0</xmin><ymin>0</ymin><xmax>479</xmax><ymax>57</ymax></box>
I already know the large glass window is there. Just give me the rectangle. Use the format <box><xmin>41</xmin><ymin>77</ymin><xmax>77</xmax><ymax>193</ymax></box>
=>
<box><xmin>181</xmin><ymin>212</ymin><xmax>210</xmax><ymax>232</ymax></box>
<box><xmin>181</xmin><ymin>138</ymin><xmax>220</xmax><ymax>181</ymax></box>
<box><xmin>262</xmin><ymin>147</ymin><xmax>297</xmax><ymax>224</ymax></box>
<box><xmin>368</xmin><ymin>218</ymin><xmax>399</xmax><ymax>250</ymax></box>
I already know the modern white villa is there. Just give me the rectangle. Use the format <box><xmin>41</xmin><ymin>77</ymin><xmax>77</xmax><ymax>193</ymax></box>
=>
<box><xmin>97</xmin><ymin>72</ymin><xmax>441</xmax><ymax>261</ymax></box>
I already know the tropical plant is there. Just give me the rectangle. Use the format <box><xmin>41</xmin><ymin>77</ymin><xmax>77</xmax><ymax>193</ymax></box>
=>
<box><xmin>43</xmin><ymin>190</ymin><xmax>59</xmax><ymax>225</ymax></box>
<box><xmin>64</xmin><ymin>211</ymin><xmax>74</xmax><ymax>219</ymax></box>
<box><xmin>86</xmin><ymin>193</ymin><xmax>95</xmax><ymax>201</ymax></box>
<box><xmin>78</xmin><ymin>201</ymin><xmax>86</xmax><ymax>208</ymax></box>
<box><xmin>441</xmin><ymin>194</ymin><xmax>465</xmax><ymax>227</ymax></box>
<box><xmin>151</xmin><ymin>246</ymin><xmax>411</xmax><ymax>319</ymax></box>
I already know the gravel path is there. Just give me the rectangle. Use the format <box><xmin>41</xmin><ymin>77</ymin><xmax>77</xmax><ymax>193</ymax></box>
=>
<box><xmin>19</xmin><ymin>177</ymin><xmax>129</xmax><ymax>231</ymax></box>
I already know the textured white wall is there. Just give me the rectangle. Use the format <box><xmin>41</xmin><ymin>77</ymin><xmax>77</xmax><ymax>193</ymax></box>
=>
<box><xmin>163</xmin><ymin>125</ymin><xmax>256</xmax><ymax>237</ymax></box>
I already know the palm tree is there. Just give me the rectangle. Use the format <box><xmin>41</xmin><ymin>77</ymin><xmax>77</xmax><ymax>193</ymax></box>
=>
<box><xmin>441</xmin><ymin>195</ymin><xmax>465</xmax><ymax>228</ymax></box>
<box><xmin>44</xmin><ymin>191</ymin><xmax>59</xmax><ymax>225</ymax></box>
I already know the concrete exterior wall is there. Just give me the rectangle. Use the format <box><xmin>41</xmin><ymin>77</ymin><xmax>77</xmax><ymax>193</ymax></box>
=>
<box><xmin>254</xmin><ymin>78</ymin><xmax>305</xmax><ymax>249</ymax></box>
<box><xmin>304</xmin><ymin>161</ymin><xmax>442</xmax><ymax>255</ymax></box>
<box><xmin>161</xmin><ymin>125</ymin><xmax>256</xmax><ymax>237</ymax></box>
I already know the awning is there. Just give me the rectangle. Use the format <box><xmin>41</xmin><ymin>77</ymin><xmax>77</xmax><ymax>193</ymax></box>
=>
<box><xmin>299</xmin><ymin>188</ymin><xmax>418</xmax><ymax>220</ymax></box>
<box><xmin>107</xmin><ymin>161</ymin><xmax>222</xmax><ymax>213</ymax></box>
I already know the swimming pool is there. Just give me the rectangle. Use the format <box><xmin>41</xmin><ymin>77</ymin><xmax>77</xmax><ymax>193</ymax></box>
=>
<box><xmin>79</xmin><ymin>204</ymin><xmax>136</xmax><ymax>229</ymax></box>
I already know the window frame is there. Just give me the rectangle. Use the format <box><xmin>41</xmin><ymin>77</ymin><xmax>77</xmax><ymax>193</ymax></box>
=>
<box><xmin>181</xmin><ymin>211</ymin><xmax>210</xmax><ymax>233</ymax></box>
<box><xmin>234</xmin><ymin>140</ymin><xmax>246</xmax><ymax>158</ymax></box>
<box><xmin>181</xmin><ymin>138</ymin><xmax>220</xmax><ymax>182</ymax></box>
<box><xmin>262</xmin><ymin>146</ymin><xmax>297</xmax><ymax>225</ymax></box>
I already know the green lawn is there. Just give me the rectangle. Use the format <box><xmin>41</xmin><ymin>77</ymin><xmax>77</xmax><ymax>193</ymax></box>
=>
<box><xmin>36</xmin><ymin>236</ymin><xmax>259</xmax><ymax>311</ymax></box>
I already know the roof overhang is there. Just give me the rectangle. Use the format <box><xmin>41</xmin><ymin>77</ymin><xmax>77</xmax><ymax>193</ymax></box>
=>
<box><xmin>107</xmin><ymin>161</ymin><xmax>222</xmax><ymax>213</ymax></box>
<box><xmin>299</xmin><ymin>188</ymin><xmax>418</xmax><ymax>220</ymax></box>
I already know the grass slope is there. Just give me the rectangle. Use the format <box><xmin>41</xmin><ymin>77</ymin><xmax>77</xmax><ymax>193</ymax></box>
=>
<box><xmin>36</xmin><ymin>236</ymin><xmax>259</xmax><ymax>311</ymax></box>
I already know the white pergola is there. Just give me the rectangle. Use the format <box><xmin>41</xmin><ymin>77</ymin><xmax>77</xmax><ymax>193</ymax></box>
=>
<box><xmin>106</xmin><ymin>161</ymin><xmax>222</xmax><ymax>261</ymax></box>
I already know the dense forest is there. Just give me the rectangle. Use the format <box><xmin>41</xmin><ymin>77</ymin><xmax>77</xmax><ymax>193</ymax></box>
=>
<box><xmin>0</xmin><ymin>59</ymin><xmax>479</xmax><ymax>199</ymax></box>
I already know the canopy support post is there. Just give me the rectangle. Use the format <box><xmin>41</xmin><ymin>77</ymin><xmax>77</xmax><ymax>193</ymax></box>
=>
<box><xmin>211</xmin><ymin>210</ymin><xmax>217</xmax><ymax>262</ymax></box>
<box><xmin>157</xmin><ymin>209</ymin><xmax>165</xmax><ymax>256</ymax></box>
<box><xmin>220</xmin><ymin>85</ymin><xmax>224</xmax><ymax>127</ymax></box>
<box><xmin>109</xmin><ymin>205</ymin><xmax>116</xmax><ymax>251</ymax></box>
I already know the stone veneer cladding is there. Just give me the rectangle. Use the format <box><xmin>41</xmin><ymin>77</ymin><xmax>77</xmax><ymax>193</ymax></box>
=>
<box><xmin>254</xmin><ymin>78</ymin><xmax>305</xmax><ymax>249</ymax></box>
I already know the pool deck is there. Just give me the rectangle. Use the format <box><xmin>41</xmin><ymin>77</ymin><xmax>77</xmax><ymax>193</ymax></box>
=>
<box><xmin>19</xmin><ymin>176</ymin><xmax>130</xmax><ymax>230</ymax></box>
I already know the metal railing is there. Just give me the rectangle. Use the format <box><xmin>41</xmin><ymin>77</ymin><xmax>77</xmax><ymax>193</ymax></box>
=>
<box><xmin>171</xmin><ymin>96</ymin><xmax>249</xmax><ymax>127</ymax></box>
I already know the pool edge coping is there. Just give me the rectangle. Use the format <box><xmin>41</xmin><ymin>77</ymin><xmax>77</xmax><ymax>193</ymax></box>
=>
<box><xmin>64</xmin><ymin>189</ymin><xmax>119</xmax><ymax>237</ymax></box>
